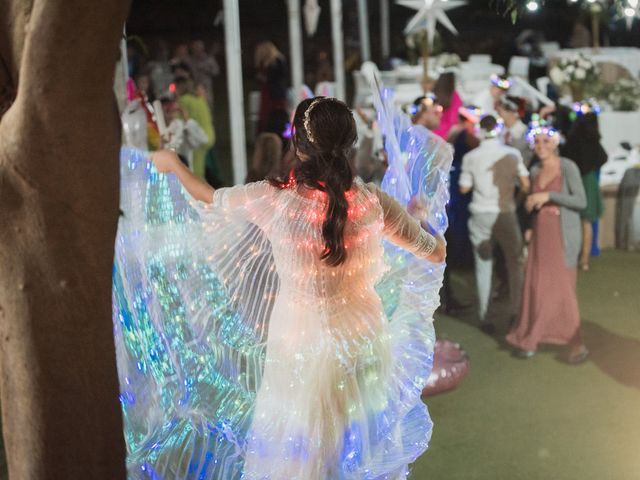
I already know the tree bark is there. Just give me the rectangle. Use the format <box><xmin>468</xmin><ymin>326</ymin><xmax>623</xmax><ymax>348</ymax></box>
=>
<box><xmin>0</xmin><ymin>0</ymin><xmax>130</xmax><ymax>478</ymax></box>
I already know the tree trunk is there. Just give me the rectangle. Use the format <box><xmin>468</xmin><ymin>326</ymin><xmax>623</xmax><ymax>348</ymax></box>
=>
<box><xmin>0</xmin><ymin>0</ymin><xmax>130</xmax><ymax>478</ymax></box>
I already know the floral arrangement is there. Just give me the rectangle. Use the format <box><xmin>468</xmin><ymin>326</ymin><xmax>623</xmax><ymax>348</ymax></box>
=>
<box><xmin>549</xmin><ymin>53</ymin><xmax>599</xmax><ymax>87</ymax></box>
<box><xmin>599</xmin><ymin>78</ymin><xmax>640</xmax><ymax>111</ymax></box>
<box><xmin>549</xmin><ymin>53</ymin><xmax>600</xmax><ymax>100</ymax></box>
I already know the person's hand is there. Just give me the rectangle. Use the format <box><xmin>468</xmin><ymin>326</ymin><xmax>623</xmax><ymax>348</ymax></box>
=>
<box><xmin>539</xmin><ymin>103</ymin><xmax>556</xmax><ymax>119</ymax></box>
<box><xmin>151</xmin><ymin>149</ymin><xmax>180</xmax><ymax>173</ymax></box>
<box><xmin>525</xmin><ymin>192</ymin><xmax>550</xmax><ymax>212</ymax></box>
<box><xmin>178</xmin><ymin>105</ymin><xmax>189</xmax><ymax>121</ymax></box>
<box><xmin>407</xmin><ymin>195</ymin><xmax>428</xmax><ymax>222</ymax></box>
<box><xmin>356</xmin><ymin>107</ymin><xmax>371</xmax><ymax>125</ymax></box>
<box><xmin>524</xmin><ymin>229</ymin><xmax>533</xmax><ymax>244</ymax></box>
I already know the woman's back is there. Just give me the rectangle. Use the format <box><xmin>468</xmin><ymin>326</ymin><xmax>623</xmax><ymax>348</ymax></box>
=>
<box><xmin>267</xmin><ymin>180</ymin><xmax>386</xmax><ymax>300</ymax></box>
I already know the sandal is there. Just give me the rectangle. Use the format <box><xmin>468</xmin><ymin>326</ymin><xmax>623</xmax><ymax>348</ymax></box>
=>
<box><xmin>513</xmin><ymin>349</ymin><xmax>535</xmax><ymax>359</ymax></box>
<box><xmin>568</xmin><ymin>346</ymin><xmax>589</xmax><ymax>364</ymax></box>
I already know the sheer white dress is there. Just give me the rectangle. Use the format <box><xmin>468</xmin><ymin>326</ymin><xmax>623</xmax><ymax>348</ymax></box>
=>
<box><xmin>193</xmin><ymin>179</ymin><xmax>436</xmax><ymax>479</ymax></box>
<box><xmin>114</xmin><ymin>93</ymin><xmax>450</xmax><ymax>479</ymax></box>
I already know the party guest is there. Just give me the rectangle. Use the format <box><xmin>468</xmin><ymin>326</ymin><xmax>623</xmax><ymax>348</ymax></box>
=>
<box><xmin>174</xmin><ymin>76</ymin><xmax>215</xmax><ymax>180</ymax></box>
<box><xmin>439</xmin><ymin>106</ymin><xmax>481</xmax><ymax>312</ymax></box>
<box><xmin>255</xmin><ymin>41</ymin><xmax>290</xmax><ymax>139</ymax></box>
<box><xmin>507</xmin><ymin>120</ymin><xmax>589</xmax><ymax>363</ymax></box>
<box><xmin>473</xmin><ymin>74</ymin><xmax>511</xmax><ymax>116</ymax></box>
<box><xmin>459</xmin><ymin>115</ymin><xmax>529</xmax><ymax>333</ymax></box>
<box><xmin>246</xmin><ymin>133</ymin><xmax>284</xmax><ymax>183</ymax></box>
<box><xmin>432</xmin><ymin>72</ymin><xmax>464</xmax><ymax>139</ymax></box>
<box><xmin>496</xmin><ymin>95</ymin><xmax>532</xmax><ymax>167</ymax></box>
<box><xmin>411</xmin><ymin>94</ymin><xmax>443</xmax><ymax>131</ymax></box>
<box><xmin>561</xmin><ymin>104</ymin><xmax>607</xmax><ymax>271</ymax></box>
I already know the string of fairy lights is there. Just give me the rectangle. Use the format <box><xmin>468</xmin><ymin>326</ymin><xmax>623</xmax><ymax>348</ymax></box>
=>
<box><xmin>523</xmin><ymin>0</ymin><xmax>639</xmax><ymax>18</ymax></box>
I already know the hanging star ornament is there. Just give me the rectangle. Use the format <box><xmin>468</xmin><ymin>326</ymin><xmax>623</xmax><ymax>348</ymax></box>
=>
<box><xmin>397</xmin><ymin>0</ymin><xmax>466</xmax><ymax>48</ymax></box>
<box><xmin>304</xmin><ymin>0</ymin><xmax>322</xmax><ymax>36</ymax></box>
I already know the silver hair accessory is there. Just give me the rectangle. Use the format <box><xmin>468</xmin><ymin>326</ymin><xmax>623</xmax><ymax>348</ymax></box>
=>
<box><xmin>303</xmin><ymin>98</ymin><xmax>324</xmax><ymax>144</ymax></box>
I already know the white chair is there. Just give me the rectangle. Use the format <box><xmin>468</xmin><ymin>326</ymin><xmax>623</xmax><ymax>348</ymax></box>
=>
<box><xmin>468</xmin><ymin>54</ymin><xmax>492</xmax><ymax>64</ymax></box>
<box><xmin>508</xmin><ymin>55</ymin><xmax>530</xmax><ymax>78</ymax></box>
<box><xmin>314</xmin><ymin>81</ymin><xmax>337</xmax><ymax>97</ymax></box>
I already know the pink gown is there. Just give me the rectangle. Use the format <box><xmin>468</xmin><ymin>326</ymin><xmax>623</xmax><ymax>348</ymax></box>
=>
<box><xmin>433</xmin><ymin>91</ymin><xmax>463</xmax><ymax>139</ymax></box>
<box><xmin>506</xmin><ymin>174</ymin><xmax>581</xmax><ymax>352</ymax></box>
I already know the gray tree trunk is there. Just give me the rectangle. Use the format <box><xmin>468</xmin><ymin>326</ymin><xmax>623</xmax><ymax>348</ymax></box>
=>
<box><xmin>0</xmin><ymin>0</ymin><xmax>130</xmax><ymax>477</ymax></box>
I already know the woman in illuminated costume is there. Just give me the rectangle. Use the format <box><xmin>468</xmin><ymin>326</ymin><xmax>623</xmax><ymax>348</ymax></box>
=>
<box><xmin>114</xmin><ymin>95</ymin><xmax>451</xmax><ymax>479</ymax></box>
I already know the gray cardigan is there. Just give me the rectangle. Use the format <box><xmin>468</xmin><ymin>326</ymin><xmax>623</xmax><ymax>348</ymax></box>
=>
<box><xmin>530</xmin><ymin>157</ymin><xmax>587</xmax><ymax>268</ymax></box>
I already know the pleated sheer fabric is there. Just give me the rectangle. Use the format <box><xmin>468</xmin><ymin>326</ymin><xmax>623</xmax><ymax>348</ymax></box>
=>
<box><xmin>114</xmin><ymin>92</ymin><xmax>451</xmax><ymax>480</ymax></box>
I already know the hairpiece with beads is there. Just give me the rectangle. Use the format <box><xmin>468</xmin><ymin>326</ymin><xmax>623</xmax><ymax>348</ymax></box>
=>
<box><xmin>303</xmin><ymin>97</ymin><xmax>324</xmax><ymax>144</ymax></box>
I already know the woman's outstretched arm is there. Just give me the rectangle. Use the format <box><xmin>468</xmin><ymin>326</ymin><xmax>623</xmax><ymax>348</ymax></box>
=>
<box><xmin>151</xmin><ymin>150</ymin><xmax>215</xmax><ymax>203</ymax></box>
<box><xmin>368</xmin><ymin>184</ymin><xmax>446</xmax><ymax>263</ymax></box>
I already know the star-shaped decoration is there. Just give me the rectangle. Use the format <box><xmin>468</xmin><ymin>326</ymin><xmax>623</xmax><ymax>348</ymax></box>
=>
<box><xmin>304</xmin><ymin>0</ymin><xmax>322</xmax><ymax>37</ymax></box>
<box><xmin>397</xmin><ymin>0</ymin><xmax>466</xmax><ymax>48</ymax></box>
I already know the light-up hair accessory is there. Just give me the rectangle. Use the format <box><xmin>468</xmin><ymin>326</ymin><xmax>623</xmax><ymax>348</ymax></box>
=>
<box><xmin>479</xmin><ymin>114</ymin><xmax>504</xmax><ymax>139</ymax></box>
<box><xmin>490</xmin><ymin>74</ymin><xmax>512</xmax><ymax>91</ymax></box>
<box><xmin>526</xmin><ymin>114</ymin><xmax>559</xmax><ymax>146</ymax></box>
<box><xmin>303</xmin><ymin>97</ymin><xmax>324</xmax><ymax>144</ymax></box>
<box><xmin>570</xmin><ymin>99</ymin><xmax>601</xmax><ymax>121</ymax></box>
<box><xmin>458</xmin><ymin>105</ymin><xmax>482</xmax><ymax>123</ymax></box>
<box><xmin>409</xmin><ymin>93</ymin><xmax>438</xmax><ymax>116</ymax></box>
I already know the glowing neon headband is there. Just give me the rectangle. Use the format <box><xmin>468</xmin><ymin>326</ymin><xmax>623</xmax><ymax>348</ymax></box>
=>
<box><xmin>526</xmin><ymin>115</ymin><xmax>559</xmax><ymax>145</ymax></box>
<box><xmin>459</xmin><ymin>105</ymin><xmax>482</xmax><ymax>123</ymax></box>
<box><xmin>570</xmin><ymin>100</ymin><xmax>601</xmax><ymax>121</ymax></box>
<box><xmin>490</xmin><ymin>74</ymin><xmax>512</xmax><ymax>90</ymax></box>
<box><xmin>479</xmin><ymin>115</ymin><xmax>505</xmax><ymax>139</ymax></box>
<box><xmin>409</xmin><ymin>93</ymin><xmax>439</xmax><ymax>116</ymax></box>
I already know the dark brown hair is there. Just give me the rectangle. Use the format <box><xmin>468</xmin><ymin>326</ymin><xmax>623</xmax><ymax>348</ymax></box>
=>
<box><xmin>433</xmin><ymin>72</ymin><xmax>455</xmax><ymax>109</ymax></box>
<box><xmin>246</xmin><ymin>133</ymin><xmax>283</xmax><ymax>183</ymax></box>
<box><xmin>270</xmin><ymin>97</ymin><xmax>357</xmax><ymax>266</ymax></box>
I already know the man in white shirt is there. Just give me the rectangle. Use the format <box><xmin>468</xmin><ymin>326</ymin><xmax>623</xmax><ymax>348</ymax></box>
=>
<box><xmin>459</xmin><ymin>115</ymin><xmax>530</xmax><ymax>332</ymax></box>
<box><xmin>472</xmin><ymin>74</ymin><xmax>511</xmax><ymax>117</ymax></box>
<box><xmin>496</xmin><ymin>95</ymin><xmax>532</xmax><ymax>167</ymax></box>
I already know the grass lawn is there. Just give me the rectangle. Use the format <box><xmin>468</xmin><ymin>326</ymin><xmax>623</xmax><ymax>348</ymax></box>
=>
<box><xmin>0</xmin><ymin>250</ymin><xmax>637</xmax><ymax>479</ymax></box>
<box><xmin>412</xmin><ymin>249</ymin><xmax>640</xmax><ymax>480</ymax></box>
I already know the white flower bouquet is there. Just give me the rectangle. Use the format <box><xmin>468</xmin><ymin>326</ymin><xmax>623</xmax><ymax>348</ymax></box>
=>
<box><xmin>549</xmin><ymin>53</ymin><xmax>599</xmax><ymax>86</ymax></box>
<box><xmin>602</xmin><ymin>78</ymin><xmax>640</xmax><ymax>111</ymax></box>
<box><xmin>549</xmin><ymin>53</ymin><xmax>600</xmax><ymax>100</ymax></box>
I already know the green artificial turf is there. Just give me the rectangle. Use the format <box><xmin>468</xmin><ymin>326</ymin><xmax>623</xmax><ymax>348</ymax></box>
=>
<box><xmin>411</xmin><ymin>250</ymin><xmax>640</xmax><ymax>480</ymax></box>
<box><xmin>0</xmin><ymin>251</ymin><xmax>636</xmax><ymax>479</ymax></box>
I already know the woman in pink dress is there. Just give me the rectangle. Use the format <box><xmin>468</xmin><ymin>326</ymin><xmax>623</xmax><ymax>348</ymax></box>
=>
<box><xmin>506</xmin><ymin>122</ymin><xmax>589</xmax><ymax>363</ymax></box>
<box><xmin>433</xmin><ymin>72</ymin><xmax>463</xmax><ymax>139</ymax></box>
